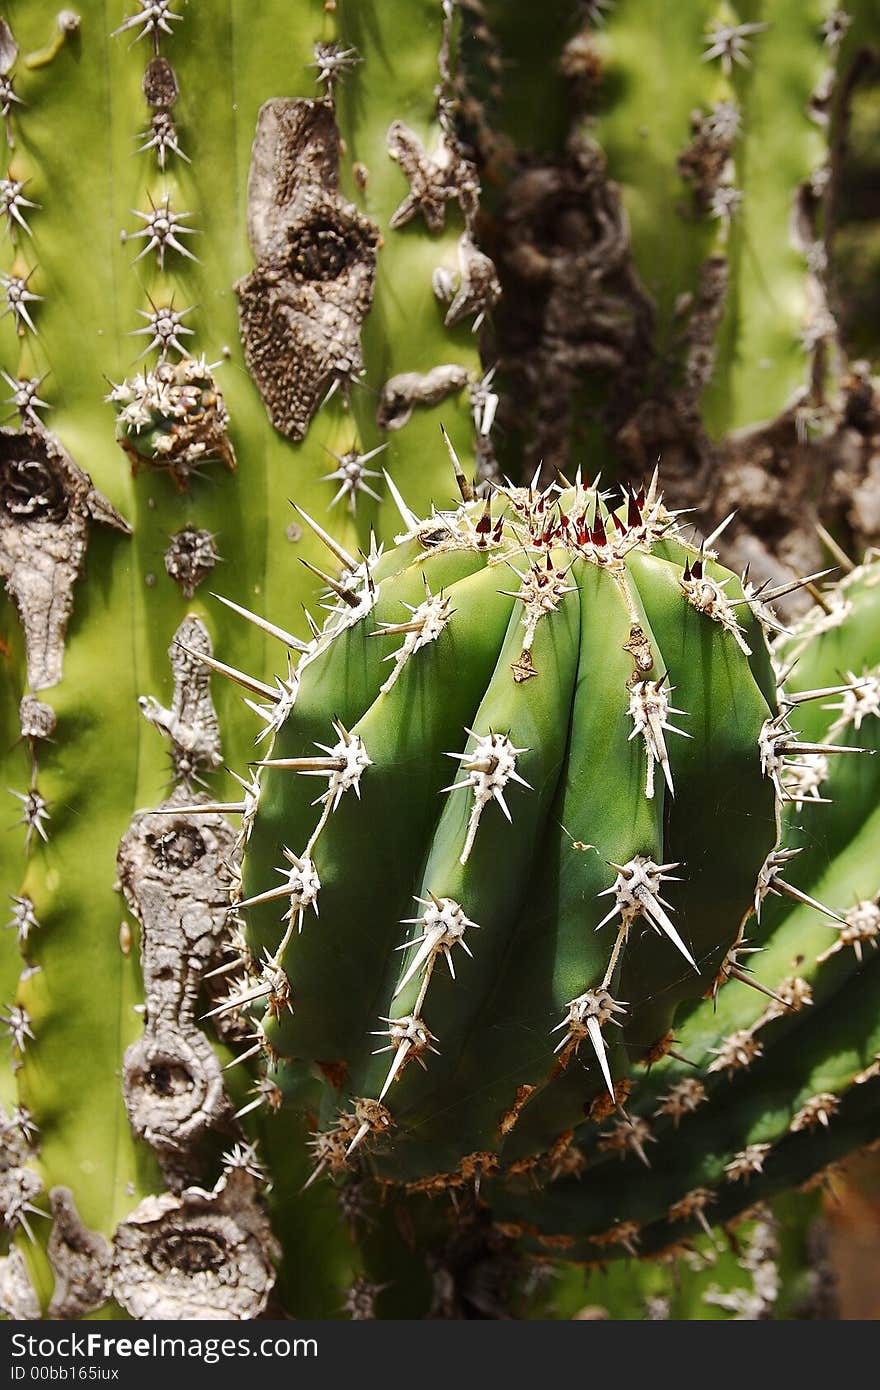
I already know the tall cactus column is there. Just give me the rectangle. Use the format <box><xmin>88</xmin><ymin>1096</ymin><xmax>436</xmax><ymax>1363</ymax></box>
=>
<box><xmin>0</xmin><ymin>0</ymin><xmax>354</xmax><ymax>1316</ymax></box>
<box><xmin>0</xmin><ymin>6</ymin><xmax>150</xmax><ymax>1316</ymax></box>
<box><xmin>468</xmin><ymin>1</ymin><xmax>879</xmax><ymax>587</ymax></box>
<box><xmin>0</xmin><ymin>0</ymin><xmax>497</xmax><ymax>1320</ymax></box>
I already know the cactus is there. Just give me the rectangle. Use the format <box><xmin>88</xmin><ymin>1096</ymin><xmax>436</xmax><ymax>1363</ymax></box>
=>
<box><xmin>183</xmin><ymin>478</ymin><xmax>880</xmax><ymax>1315</ymax></box>
<box><xmin>223</xmin><ymin>472</ymin><xmax>784</xmax><ymax>1189</ymax></box>
<box><xmin>0</xmin><ymin>0</ymin><xmax>878</xmax><ymax>1323</ymax></box>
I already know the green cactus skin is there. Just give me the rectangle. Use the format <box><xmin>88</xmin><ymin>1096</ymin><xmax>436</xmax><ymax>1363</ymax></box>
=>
<box><xmin>692</xmin><ymin>0</ymin><xmax>832</xmax><ymax>435</ymax></box>
<box><xmin>333</xmin><ymin>0</ymin><xmax>489</xmax><ymax>511</ymax></box>
<box><xmin>225</xmin><ymin>472</ymin><xmax>780</xmax><ymax>1191</ymax></box>
<box><xmin>643</xmin><ymin>556</ymin><xmax>880</xmax><ymax>1091</ymax></box>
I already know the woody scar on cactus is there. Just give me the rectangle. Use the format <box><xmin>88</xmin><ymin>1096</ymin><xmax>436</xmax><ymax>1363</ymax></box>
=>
<box><xmin>0</xmin><ymin>0</ymin><xmax>879</xmax><ymax>1323</ymax></box>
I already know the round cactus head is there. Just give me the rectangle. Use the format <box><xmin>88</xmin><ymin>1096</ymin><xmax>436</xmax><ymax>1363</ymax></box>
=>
<box><xmin>108</xmin><ymin>355</ymin><xmax>235</xmax><ymax>490</ymax></box>
<box><xmin>225</xmin><ymin>466</ymin><xmax>783</xmax><ymax>1188</ymax></box>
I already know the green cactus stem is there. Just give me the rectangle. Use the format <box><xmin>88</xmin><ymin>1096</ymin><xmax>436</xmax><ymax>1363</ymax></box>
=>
<box><xmin>462</xmin><ymin>1</ymin><xmax>880</xmax><ymax>597</ymax></box>
<box><xmin>0</xmin><ymin>0</ymin><xmax>495</xmax><ymax>1319</ymax></box>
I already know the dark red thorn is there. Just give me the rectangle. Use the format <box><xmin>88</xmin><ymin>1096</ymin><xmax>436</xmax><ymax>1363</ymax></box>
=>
<box><xmin>475</xmin><ymin>501</ymin><xmax>492</xmax><ymax>546</ymax></box>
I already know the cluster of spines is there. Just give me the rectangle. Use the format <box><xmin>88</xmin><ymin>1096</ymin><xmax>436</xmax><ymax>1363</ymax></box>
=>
<box><xmin>527</xmin><ymin>980</ymin><xmax>880</xmax><ymax>1266</ymax></box>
